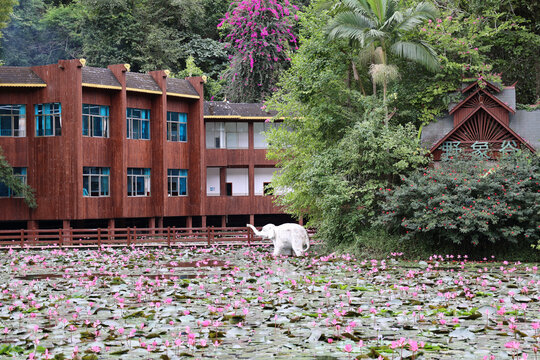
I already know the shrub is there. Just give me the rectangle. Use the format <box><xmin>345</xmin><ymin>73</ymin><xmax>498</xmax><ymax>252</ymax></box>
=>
<box><xmin>378</xmin><ymin>151</ymin><xmax>540</xmax><ymax>248</ymax></box>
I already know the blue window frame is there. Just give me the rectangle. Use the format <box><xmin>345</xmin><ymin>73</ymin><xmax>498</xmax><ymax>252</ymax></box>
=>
<box><xmin>167</xmin><ymin>169</ymin><xmax>188</xmax><ymax>196</ymax></box>
<box><xmin>126</xmin><ymin>108</ymin><xmax>150</xmax><ymax>140</ymax></box>
<box><xmin>167</xmin><ymin>112</ymin><xmax>187</xmax><ymax>142</ymax></box>
<box><xmin>0</xmin><ymin>105</ymin><xmax>26</xmax><ymax>137</ymax></box>
<box><xmin>83</xmin><ymin>167</ymin><xmax>110</xmax><ymax>197</ymax></box>
<box><xmin>83</xmin><ymin>104</ymin><xmax>109</xmax><ymax>137</ymax></box>
<box><xmin>0</xmin><ymin>167</ymin><xmax>27</xmax><ymax>198</ymax></box>
<box><xmin>127</xmin><ymin>168</ymin><xmax>151</xmax><ymax>196</ymax></box>
<box><xmin>35</xmin><ymin>103</ymin><xmax>61</xmax><ymax>136</ymax></box>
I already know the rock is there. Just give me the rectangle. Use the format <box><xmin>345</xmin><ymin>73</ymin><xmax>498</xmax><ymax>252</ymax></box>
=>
<box><xmin>513</xmin><ymin>295</ymin><xmax>532</xmax><ymax>303</ymax></box>
<box><xmin>307</xmin><ymin>329</ymin><xmax>322</xmax><ymax>343</ymax></box>
<box><xmin>449</xmin><ymin>327</ymin><xmax>476</xmax><ymax>341</ymax></box>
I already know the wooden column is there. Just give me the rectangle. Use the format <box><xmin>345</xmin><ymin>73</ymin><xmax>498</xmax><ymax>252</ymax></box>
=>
<box><xmin>220</xmin><ymin>167</ymin><xmax>227</xmax><ymax>196</ymax></box>
<box><xmin>62</xmin><ymin>219</ymin><xmax>70</xmax><ymax>246</ymax></box>
<box><xmin>149</xmin><ymin>70</ymin><xmax>168</xmax><ymax>219</ymax></box>
<box><xmin>249</xmin><ymin>214</ymin><xmax>254</xmax><ymax>226</ymax></box>
<box><xmin>187</xmin><ymin>77</ymin><xmax>205</xmax><ymax>218</ymax></box>
<box><xmin>107</xmin><ymin>64</ymin><xmax>129</xmax><ymax>219</ymax></box>
<box><xmin>221</xmin><ymin>215</ymin><xmax>226</xmax><ymax>228</ymax></box>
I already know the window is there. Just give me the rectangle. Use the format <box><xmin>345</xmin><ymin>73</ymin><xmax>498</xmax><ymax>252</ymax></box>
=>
<box><xmin>263</xmin><ymin>182</ymin><xmax>273</xmax><ymax>196</ymax></box>
<box><xmin>254</xmin><ymin>167</ymin><xmax>282</xmax><ymax>195</ymax></box>
<box><xmin>225</xmin><ymin>168</ymin><xmax>249</xmax><ymax>196</ymax></box>
<box><xmin>0</xmin><ymin>167</ymin><xmax>27</xmax><ymax>198</ymax></box>
<box><xmin>206</xmin><ymin>122</ymin><xmax>248</xmax><ymax>149</ymax></box>
<box><xmin>167</xmin><ymin>169</ymin><xmax>188</xmax><ymax>196</ymax></box>
<box><xmin>0</xmin><ymin>105</ymin><xmax>26</xmax><ymax>137</ymax></box>
<box><xmin>35</xmin><ymin>103</ymin><xmax>61</xmax><ymax>136</ymax></box>
<box><xmin>83</xmin><ymin>167</ymin><xmax>110</xmax><ymax>197</ymax></box>
<box><xmin>167</xmin><ymin>112</ymin><xmax>187</xmax><ymax>142</ymax></box>
<box><xmin>225</xmin><ymin>122</ymin><xmax>248</xmax><ymax>148</ymax></box>
<box><xmin>206</xmin><ymin>122</ymin><xmax>225</xmax><ymax>149</ymax></box>
<box><xmin>83</xmin><ymin>104</ymin><xmax>109</xmax><ymax>137</ymax></box>
<box><xmin>127</xmin><ymin>168</ymin><xmax>150</xmax><ymax>196</ymax></box>
<box><xmin>254</xmin><ymin>121</ymin><xmax>280</xmax><ymax>148</ymax></box>
<box><xmin>126</xmin><ymin>108</ymin><xmax>150</xmax><ymax>140</ymax></box>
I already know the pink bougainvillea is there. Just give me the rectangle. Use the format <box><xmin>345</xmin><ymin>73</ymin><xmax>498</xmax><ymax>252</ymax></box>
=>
<box><xmin>219</xmin><ymin>0</ymin><xmax>298</xmax><ymax>102</ymax></box>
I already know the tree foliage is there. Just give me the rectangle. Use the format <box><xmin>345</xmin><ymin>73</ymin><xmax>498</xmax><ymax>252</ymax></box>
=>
<box><xmin>378</xmin><ymin>152</ymin><xmax>540</xmax><ymax>249</ymax></box>
<box><xmin>1</xmin><ymin>0</ymin><xmax>74</xmax><ymax>66</ymax></box>
<box><xmin>0</xmin><ymin>0</ymin><xmax>15</xmax><ymax>33</ymax></box>
<box><xmin>0</xmin><ymin>0</ymin><xmax>229</xmax><ymax>80</ymax></box>
<box><xmin>391</xmin><ymin>2</ymin><xmax>540</xmax><ymax>126</ymax></box>
<box><xmin>265</xmin><ymin>4</ymin><xmax>428</xmax><ymax>245</ymax></box>
<box><xmin>219</xmin><ymin>0</ymin><xmax>299</xmax><ymax>102</ymax></box>
<box><xmin>0</xmin><ymin>148</ymin><xmax>36</xmax><ymax>208</ymax></box>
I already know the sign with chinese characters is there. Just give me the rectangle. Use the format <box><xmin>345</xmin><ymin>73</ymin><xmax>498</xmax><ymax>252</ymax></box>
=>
<box><xmin>439</xmin><ymin>140</ymin><xmax>519</xmax><ymax>160</ymax></box>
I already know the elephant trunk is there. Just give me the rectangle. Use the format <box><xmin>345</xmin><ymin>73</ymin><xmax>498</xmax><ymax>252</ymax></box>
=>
<box><xmin>246</xmin><ymin>224</ymin><xmax>262</xmax><ymax>236</ymax></box>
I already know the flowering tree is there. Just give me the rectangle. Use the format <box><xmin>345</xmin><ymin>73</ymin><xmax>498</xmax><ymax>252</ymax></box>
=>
<box><xmin>219</xmin><ymin>0</ymin><xmax>299</xmax><ymax>102</ymax></box>
<box><xmin>378</xmin><ymin>151</ymin><xmax>540</xmax><ymax>248</ymax></box>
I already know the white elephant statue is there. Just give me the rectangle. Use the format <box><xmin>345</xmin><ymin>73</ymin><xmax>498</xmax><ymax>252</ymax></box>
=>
<box><xmin>246</xmin><ymin>223</ymin><xmax>310</xmax><ymax>256</ymax></box>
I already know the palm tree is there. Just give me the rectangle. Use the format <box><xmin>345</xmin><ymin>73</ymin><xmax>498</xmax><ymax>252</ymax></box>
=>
<box><xmin>327</xmin><ymin>0</ymin><xmax>439</xmax><ymax>123</ymax></box>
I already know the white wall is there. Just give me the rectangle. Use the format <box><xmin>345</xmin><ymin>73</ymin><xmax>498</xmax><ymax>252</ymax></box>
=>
<box><xmin>206</xmin><ymin>167</ymin><xmax>221</xmax><ymax>195</ymax></box>
<box><xmin>226</xmin><ymin>168</ymin><xmax>249</xmax><ymax>196</ymax></box>
<box><xmin>254</xmin><ymin>167</ymin><xmax>279</xmax><ymax>195</ymax></box>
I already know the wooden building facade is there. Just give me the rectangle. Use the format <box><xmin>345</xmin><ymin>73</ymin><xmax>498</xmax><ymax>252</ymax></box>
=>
<box><xmin>0</xmin><ymin>59</ymin><xmax>290</xmax><ymax>230</ymax></box>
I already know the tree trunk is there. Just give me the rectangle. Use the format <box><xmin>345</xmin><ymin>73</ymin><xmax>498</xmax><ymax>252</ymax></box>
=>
<box><xmin>536</xmin><ymin>59</ymin><xmax>540</xmax><ymax>102</ymax></box>
<box><xmin>383</xmin><ymin>78</ymin><xmax>388</xmax><ymax>127</ymax></box>
<box><xmin>351</xmin><ymin>60</ymin><xmax>366</xmax><ymax>96</ymax></box>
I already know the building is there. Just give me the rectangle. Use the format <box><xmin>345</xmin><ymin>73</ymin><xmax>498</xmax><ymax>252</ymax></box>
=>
<box><xmin>422</xmin><ymin>79</ymin><xmax>540</xmax><ymax>159</ymax></box>
<box><xmin>0</xmin><ymin>59</ymin><xmax>291</xmax><ymax>231</ymax></box>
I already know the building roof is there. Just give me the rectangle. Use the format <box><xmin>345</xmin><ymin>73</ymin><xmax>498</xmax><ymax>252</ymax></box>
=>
<box><xmin>449</xmin><ymin>87</ymin><xmax>515</xmax><ymax>115</ymax></box>
<box><xmin>126</xmin><ymin>72</ymin><xmax>162</xmax><ymax>94</ymax></box>
<box><xmin>0</xmin><ymin>67</ymin><xmax>46</xmax><ymax>87</ymax></box>
<box><xmin>204</xmin><ymin>101</ymin><xmax>277</xmax><ymax>119</ymax></box>
<box><xmin>429</xmin><ymin>105</ymin><xmax>534</xmax><ymax>152</ymax></box>
<box><xmin>166</xmin><ymin>78</ymin><xmax>200</xmax><ymax>98</ymax></box>
<box><xmin>422</xmin><ymin>79</ymin><xmax>539</xmax><ymax>154</ymax></box>
<box><xmin>82</xmin><ymin>67</ymin><xmax>122</xmax><ymax>89</ymax></box>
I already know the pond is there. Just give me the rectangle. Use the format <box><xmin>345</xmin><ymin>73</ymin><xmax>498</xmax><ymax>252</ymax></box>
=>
<box><xmin>0</xmin><ymin>245</ymin><xmax>537</xmax><ymax>359</ymax></box>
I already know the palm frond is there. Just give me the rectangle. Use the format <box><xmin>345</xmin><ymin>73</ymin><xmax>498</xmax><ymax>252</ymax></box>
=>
<box><xmin>390</xmin><ymin>41</ymin><xmax>439</xmax><ymax>72</ymax></box>
<box><xmin>366</xmin><ymin>0</ymin><xmax>387</xmax><ymax>22</ymax></box>
<box><xmin>365</xmin><ymin>28</ymin><xmax>387</xmax><ymax>39</ymax></box>
<box><xmin>384</xmin><ymin>10</ymin><xmax>403</xmax><ymax>29</ymax></box>
<box><xmin>397</xmin><ymin>3</ymin><xmax>437</xmax><ymax>32</ymax></box>
<box><xmin>327</xmin><ymin>12</ymin><xmax>376</xmax><ymax>44</ymax></box>
<box><xmin>339</xmin><ymin>0</ymin><xmax>372</xmax><ymax>15</ymax></box>
<box><xmin>412</xmin><ymin>2</ymin><xmax>438</xmax><ymax>19</ymax></box>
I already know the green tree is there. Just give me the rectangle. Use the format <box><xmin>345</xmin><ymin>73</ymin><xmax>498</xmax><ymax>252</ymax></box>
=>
<box><xmin>0</xmin><ymin>0</ymin><xmax>16</xmax><ymax>31</ymax></box>
<box><xmin>378</xmin><ymin>151</ymin><xmax>540</xmax><ymax>251</ymax></box>
<box><xmin>1</xmin><ymin>0</ymin><xmax>77</xmax><ymax>66</ymax></box>
<box><xmin>265</xmin><ymin>2</ymin><xmax>428</xmax><ymax>245</ymax></box>
<box><xmin>431</xmin><ymin>0</ymin><xmax>540</xmax><ymax>103</ymax></box>
<box><xmin>326</xmin><ymin>0</ymin><xmax>439</xmax><ymax>121</ymax></box>
<box><xmin>174</xmin><ymin>56</ymin><xmax>224</xmax><ymax>100</ymax></box>
<box><xmin>0</xmin><ymin>149</ymin><xmax>36</xmax><ymax>208</ymax></box>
